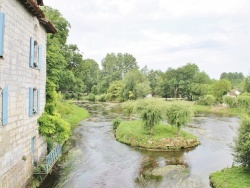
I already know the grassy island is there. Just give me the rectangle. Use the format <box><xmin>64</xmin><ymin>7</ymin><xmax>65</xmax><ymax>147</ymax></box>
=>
<box><xmin>115</xmin><ymin>120</ymin><xmax>200</xmax><ymax>150</ymax></box>
<box><xmin>209</xmin><ymin>166</ymin><xmax>250</xmax><ymax>188</ymax></box>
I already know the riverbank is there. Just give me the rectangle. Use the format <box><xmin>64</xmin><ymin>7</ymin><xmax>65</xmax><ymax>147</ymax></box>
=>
<box><xmin>209</xmin><ymin>166</ymin><xmax>250</xmax><ymax>188</ymax></box>
<box><xmin>35</xmin><ymin>101</ymin><xmax>89</xmax><ymax>188</ymax></box>
<box><xmin>56</xmin><ymin>100</ymin><xmax>89</xmax><ymax>129</ymax></box>
<box><xmin>194</xmin><ymin>104</ymin><xmax>241</xmax><ymax>116</ymax></box>
<box><xmin>115</xmin><ymin>120</ymin><xmax>200</xmax><ymax>150</ymax></box>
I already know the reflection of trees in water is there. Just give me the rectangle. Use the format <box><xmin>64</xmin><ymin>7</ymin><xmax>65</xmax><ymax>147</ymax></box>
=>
<box><xmin>135</xmin><ymin>156</ymin><xmax>163</xmax><ymax>187</ymax></box>
<box><xmin>134</xmin><ymin>149</ymin><xmax>195</xmax><ymax>187</ymax></box>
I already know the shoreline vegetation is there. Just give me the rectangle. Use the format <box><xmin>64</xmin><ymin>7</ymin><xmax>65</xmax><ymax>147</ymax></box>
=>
<box><xmin>115</xmin><ymin>120</ymin><xmax>200</xmax><ymax>151</ymax></box>
<box><xmin>57</xmin><ymin>100</ymin><xmax>89</xmax><ymax>129</ymax></box>
<box><xmin>209</xmin><ymin>166</ymin><xmax>250</xmax><ymax>188</ymax></box>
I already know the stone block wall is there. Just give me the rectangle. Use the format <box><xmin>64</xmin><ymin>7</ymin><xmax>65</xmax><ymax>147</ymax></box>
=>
<box><xmin>0</xmin><ymin>0</ymin><xmax>47</xmax><ymax>187</ymax></box>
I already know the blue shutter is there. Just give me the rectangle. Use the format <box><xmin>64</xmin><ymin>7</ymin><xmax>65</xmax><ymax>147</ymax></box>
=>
<box><xmin>31</xmin><ymin>137</ymin><xmax>35</xmax><ymax>155</ymax></box>
<box><xmin>37</xmin><ymin>89</ymin><xmax>40</xmax><ymax>114</ymax></box>
<box><xmin>38</xmin><ymin>45</ymin><xmax>42</xmax><ymax>70</ymax></box>
<box><xmin>29</xmin><ymin>87</ymin><xmax>34</xmax><ymax>117</ymax></box>
<box><xmin>0</xmin><ymin>13</ymin><xmax>5</xmax><ymax>57</ymax></box>
<box><xmin>2</xmin><ymin>86</ymin><xmax>8</xmax><ymax>126</ymax></box>
<box><xmin>29</xmin><ymin>37</ymin><xmax>34</xmax><ymax>67</ymax></box>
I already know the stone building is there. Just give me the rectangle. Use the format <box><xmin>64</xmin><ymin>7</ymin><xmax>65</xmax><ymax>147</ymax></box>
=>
<box><xmin>0</xmin><ymin>0</ymin><xmax>56</xmax><ymax>187</ymax></box>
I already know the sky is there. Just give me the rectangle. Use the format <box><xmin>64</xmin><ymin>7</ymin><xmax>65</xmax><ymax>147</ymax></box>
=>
<box><xmin>43</xmin><ymin>0</ymin><xmax>250</xmax><ymax>79</ymax></box>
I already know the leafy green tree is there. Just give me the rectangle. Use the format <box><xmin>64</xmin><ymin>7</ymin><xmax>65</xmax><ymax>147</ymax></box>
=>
<box><xmin>157</xmin><ymin>63</ymin><xmax>200</xmax><ymax>99</ymax></box>
<box><xmin>135</xmin><ymin>99</ymin><xmax>166</xmax><ymax>134</ymax></box>
<box><xmin>122</xmin><ymin>69</ymin><xmax>151</xmax><ymax>100</ymax></box>
<box><xmin>106</xmin><ymin>81</ymin><xmax>124</xmax><ymax>101</ymax></box>
<box><xmin>99</xmin><ymin>53</ymin><xmax>138</xmax><ymax>92</ymax></box>
<box><xmin>244</xmin><ymin>76</ymin><xmax>250</xmax><ymax>93</ymax></box>
<box><xmin>166</xmin><ymin>102</ymin><xmax>193</xmax><ymax>136</ymax></box>
<box><xmin>212</xmin><ymin>79</ymin><xmax>232</xmax><ymax>103</ymax></box>
<box><xmin>233</xmin><ymin>116</ymin><xmax>250</xmax><ymax>166</ymax></box>
<box><xmin>80</xmin><ymin>59</ymin><xmax>100</xmax><ymax>94</ymax></box>
<box><xmin>220</xmin><ymin>72</ymin><xmax>245</xmax><ymax>89</ymax></box>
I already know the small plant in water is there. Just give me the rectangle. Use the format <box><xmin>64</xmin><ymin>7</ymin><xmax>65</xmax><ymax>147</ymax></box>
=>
<box><xmin>112</xmin><ymin>118</ymin><xmax>121</xmax><ymax>130</ymax></box>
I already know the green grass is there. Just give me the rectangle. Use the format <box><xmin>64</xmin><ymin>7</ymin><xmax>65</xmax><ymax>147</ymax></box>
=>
<box><xmin>115</xmin><ymin>120</ymin><xmax>199</xmax><ymax>150</ymax></box>
<box><xmin>194</xmin><ymin>104</ymin><xmax>242</xmax><ymax>116</ymax></box>
<box><xmin>56</xmin><ymin>100</ymin><xmax>89</xmax><ymax>129</ymax></box>
<box><xmin>209</xmin><ymin>166</ymin><xmax>250</xmax><ymax>188</ymax></box>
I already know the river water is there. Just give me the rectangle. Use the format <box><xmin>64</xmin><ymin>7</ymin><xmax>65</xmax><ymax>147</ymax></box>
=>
<box><xmin>41</xmin><ymin>102</ymin><xmax>240</xmax><ymax>188</ymax></box>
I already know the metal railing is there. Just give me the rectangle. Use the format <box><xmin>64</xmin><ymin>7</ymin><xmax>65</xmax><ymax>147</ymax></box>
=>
<box><xmin>33</xmin><ymin>144</ymin><xmax>62</xmax><ymax>174</ymax></box>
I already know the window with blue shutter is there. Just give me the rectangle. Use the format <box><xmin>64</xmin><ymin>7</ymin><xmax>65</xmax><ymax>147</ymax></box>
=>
<box><xmin>37</xmin><ymin>89</ymin><xmax>40</xmax><ymax>114</ymax></box>
<box><xmin>29</xmin><ymin>87</ymin><xmax>40</xmax><ymax>117</ymax></box>
<box><xmin>2</xmin><ymin>86</ymin><xmax>8</xmax><ymax>126</ymax></box>
<box><xmin>29</xmin><ymin>37</ymin><xmax>42</xmax><ymax>70</ymax></box>
<box><xmin>0</xmin><ymin>12</ymin><xmax>5</xmax><ymax>57</ymax></box>
<box><xmin>38</xmin><ymin>45</ymin><xmax>42</xmax><ymax>70</ymax></box>
<box><xmin>29</xmin><ymin>87</ymin><xmax>34</xmax><ymax>117</ymax></box>
<box><xmin>29</xmin><ymin>37</ymin><xmax>34</xmax><ymax>68</ymax></box>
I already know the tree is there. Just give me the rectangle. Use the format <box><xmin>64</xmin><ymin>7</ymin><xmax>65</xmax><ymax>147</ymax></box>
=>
<box><xmin>233</xmin><ymin>116</ymin><xmax>250</xmax><ymax>166</ymax></box>
<box><xmin>166</xmin><ymin>102</ymin><xmax>193</xmax><ymax>136</ymax></box>
<box><xmin>220</xmin><ymin>72</ymin><xmax>245</xmax><ymax>89</ymax></box>
<box><xmin>244</xmin><ymin>76</ymin><xmax>250</xmax><ymax>93</ymax></box>
<box><xmin>157</xmin><ymin>63</ymin><xmax>200</xmax><ymax>99</ymax></box>
<box><xmin>135</xmin><ymin>99</ymin><xmax>166</xmax><ymax>134</ymax></box>
<box><xmin>122</xmin><ymin>69</ymin><xmax>151</xmax><ymax>100</ymax></box>
<box><xmin>99</xmin><ymin>53</ymin><xmax>138</xmax><ymax>92</ymax></box>
<box><xmin>106</xmin><ymin>81</ymin><xmax>124</xmax><ymax>101</ymax></box>
<box><xmin>212</xmin><ymin>79</ymin><xmax>232</xmax><ymax>103</ymax></box>
<box><xmin>79</xmin><ymin>59</ymin><xmax>100</xmax><ymax>94</ymax></box>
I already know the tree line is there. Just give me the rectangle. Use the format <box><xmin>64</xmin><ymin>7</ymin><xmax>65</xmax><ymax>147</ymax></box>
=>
<box><xmin>43</xmin><ymin>7</ymin><xmax>250</xmax><ymax>104</ymax></box>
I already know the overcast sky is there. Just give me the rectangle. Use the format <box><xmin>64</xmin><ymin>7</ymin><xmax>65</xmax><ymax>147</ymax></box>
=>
<box><xmin>43</xmin><ymin>0</ymin><xmax>250</xmax><ymax>79</ymax></box>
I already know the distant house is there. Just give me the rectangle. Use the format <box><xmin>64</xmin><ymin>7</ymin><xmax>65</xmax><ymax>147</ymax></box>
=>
<box><xmin>227</xmin><ymin>90</ymin><xmax>240</xmax><ymax>98</ymax></box>
<box><xmin>0</xmin><ymin>0</ymin><xmax>56</xmax><ymax>187</ymax></box>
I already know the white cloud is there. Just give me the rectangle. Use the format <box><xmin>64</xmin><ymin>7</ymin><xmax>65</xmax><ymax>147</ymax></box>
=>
<box><xmin>43</xmin><ymin>0</ymin><xmax>250</xmax><ymax>79</ymax></box>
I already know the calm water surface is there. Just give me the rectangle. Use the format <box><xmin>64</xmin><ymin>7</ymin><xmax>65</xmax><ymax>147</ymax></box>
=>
<box><xmin>41</xmin><ymin>102</ymin><xmax>239</xmax><ymax>188</ymax></box>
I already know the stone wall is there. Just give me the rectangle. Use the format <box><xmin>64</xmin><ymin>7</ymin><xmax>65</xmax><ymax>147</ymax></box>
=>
<box><xmin>0</xmin><ymin>0</ymin><xmax>47</xmax><ymax>187</ymax></box>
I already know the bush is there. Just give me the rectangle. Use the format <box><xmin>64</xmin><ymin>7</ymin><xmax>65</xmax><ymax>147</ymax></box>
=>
<box><xmin>98</xmin><ymin>94</ymin><xmax>106</xmax><ymax>102</ymax></box>
<box><xmin>88</xmin><ymin>93</ymin><xmax>96</xmax><ymax>101</ymax></box>
<box><xmin>91</xmin><ymin>85</ymin><xmax>98</xmax><ymax>95</ymax></box>
<box><xmin>224</xmin><ymin>96</ymin><xmax>237</xmax><ymax>108</ymax></box>
<box><xmin>237</xmin><ymin>96</ymin><xmax>250</xmax><ymax>111</ymax></box>
<box><xmin>197</xmin><ymin>95</ymin><xmax>215</xmax><ymax>106</ymax></box>
<box><xmin>64</xmin><ymin>92</ymin><xmax>71</xmax><ymax>99</ymax></box>
<box><xmin>38</xmin><ymin>112</ymin><xmax>70</xmax><ymax>143</ymax></box>
<box><xmin>112</xmin><ymin>118</ymin><xmax>121</xmax><ymax>130</ymax></box>
<box><xmin>233</xmin><ymin>116</ymin><xmax>250</xmax><ymax>166</ymax></box>
<box><xmin>122</xmin><ymin>101</ymin><xmax>135</xmax><ymax>119</ymax></box>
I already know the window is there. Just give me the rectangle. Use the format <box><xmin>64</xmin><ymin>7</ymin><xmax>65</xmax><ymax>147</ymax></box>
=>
<box><xmin>1</xmin><ymin>86</ymin><xmax>8</xmax><ymax>126</ymax></box>
<box><xmin>0</xmin><ymin>12</ymin><xmax>5</xmax><ymax>57</ymax></box>
<box><xmin>29</xmin><ymin>87</ymin><xmax>40</xmax><ymax>117</ymax></box>
<box><xmin>29</xmin><ymin>37</ymin><xmax>43</xmax><ymax>70</ymax></box>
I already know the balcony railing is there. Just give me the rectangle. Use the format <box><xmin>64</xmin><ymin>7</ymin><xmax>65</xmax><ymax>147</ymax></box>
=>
<box><xmin>33</xmin><ymin>144</ymin><xmax>62</xmax><ymax>174</ymax></box>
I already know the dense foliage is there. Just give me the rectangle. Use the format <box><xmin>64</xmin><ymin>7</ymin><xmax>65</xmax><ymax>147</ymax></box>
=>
<box><xmin>234</xmin><ymin>116</ymin><xmax>250</xmax><ymax>166</ymax></box>
<box><xmin>165</xmin><ymin>102</ymin><xmax>193</xmax><ymax>136</ymax></box>
<box><xmin>135</xmin><ymin>99</ymin><xmax>166</xmax><ymax>134</ymax></box>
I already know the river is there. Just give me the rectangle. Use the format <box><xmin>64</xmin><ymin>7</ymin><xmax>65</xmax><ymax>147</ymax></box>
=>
<box><xmin>40</xmin><ymin>102</ymin><xmax>240</xmax><ymax>188</ymax></box>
